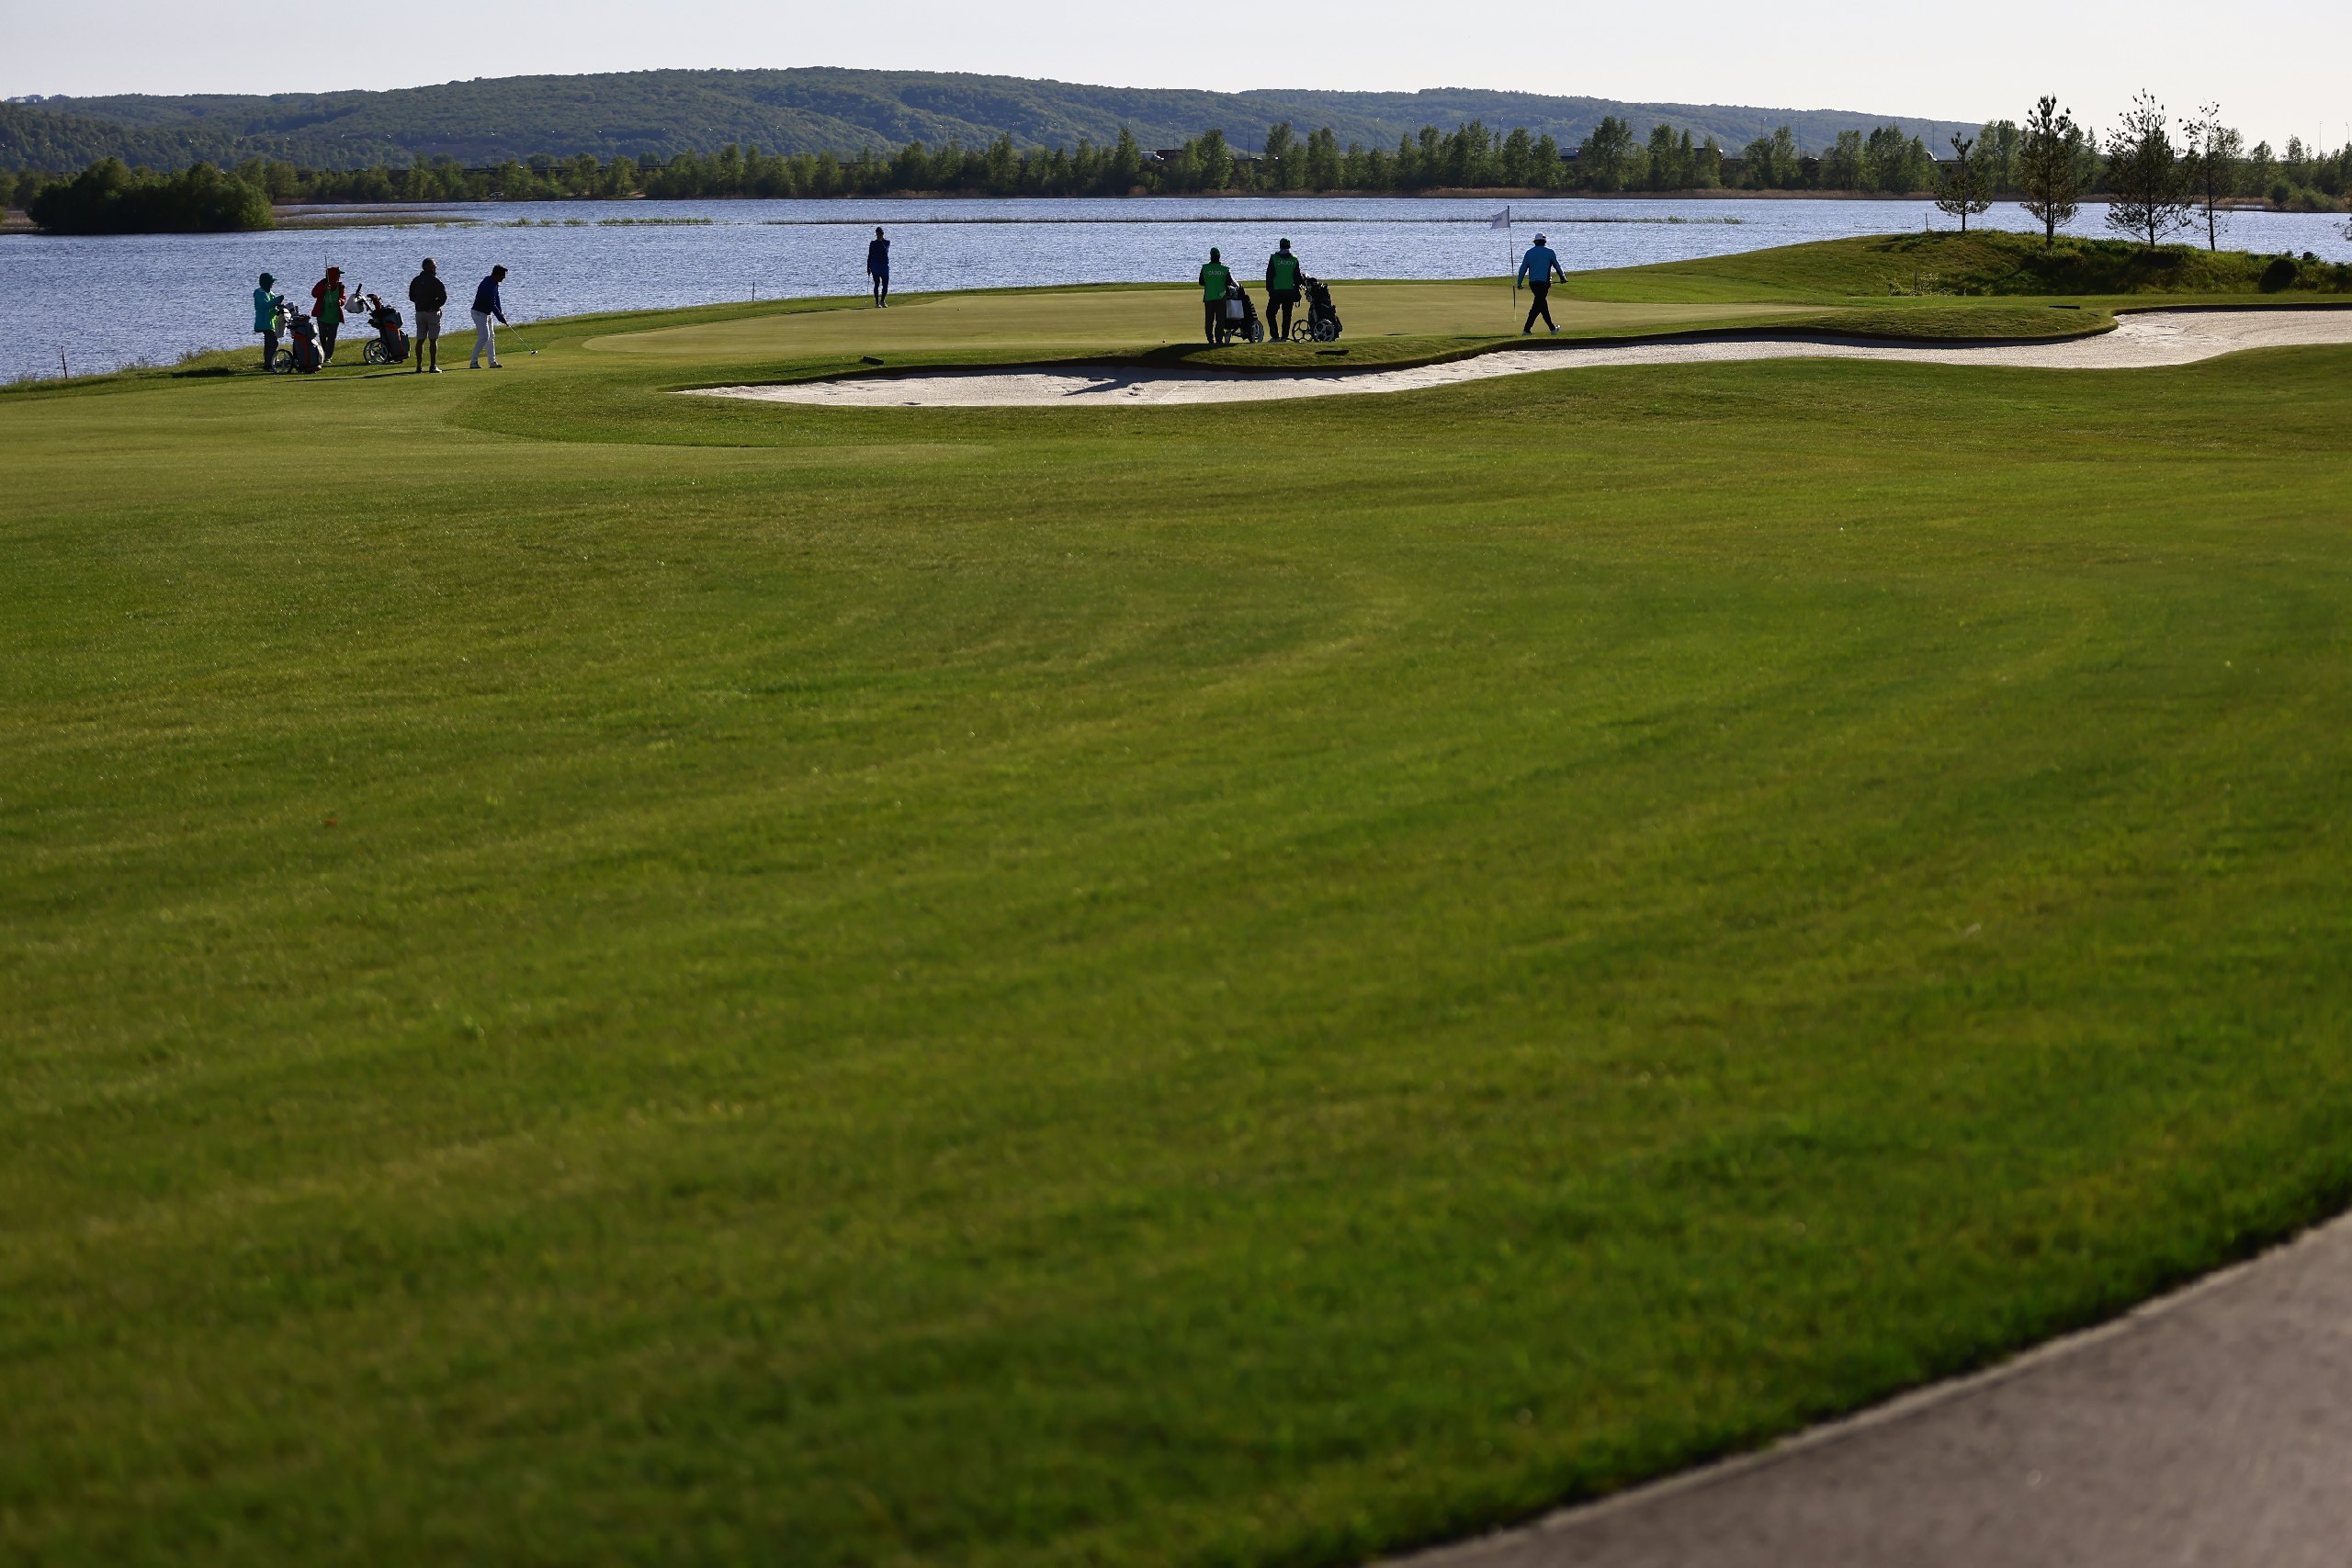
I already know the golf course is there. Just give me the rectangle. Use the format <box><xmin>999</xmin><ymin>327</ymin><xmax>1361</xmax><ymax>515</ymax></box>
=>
<box><xmin>7</xmin><ymin>230</ymin><xmax>2352</xmax><ymax>1566</ymax></box>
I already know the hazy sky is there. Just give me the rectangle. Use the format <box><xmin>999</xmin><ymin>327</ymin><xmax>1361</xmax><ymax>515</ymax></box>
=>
<box><xmin>9</xmin><ymin>0</ymin><xmax>2348</xmax><ymax>150</ymax></box>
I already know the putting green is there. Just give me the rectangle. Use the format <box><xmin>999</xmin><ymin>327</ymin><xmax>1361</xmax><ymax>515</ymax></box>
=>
<box><xmin>7</xmin><ymin>233</ymin><xmax>2352</xmax><ymax>1568</ymax></box>
<box><xmin>587</xmin><ymin>281</ymin><xmax>1814</xmax><ymax>358</ymax></box>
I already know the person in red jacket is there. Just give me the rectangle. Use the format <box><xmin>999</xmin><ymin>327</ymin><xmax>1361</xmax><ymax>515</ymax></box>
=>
<box><xmin>311</xmin><ymin>266</ymin><xmax>349</xmax><ymax>361</ymax></box>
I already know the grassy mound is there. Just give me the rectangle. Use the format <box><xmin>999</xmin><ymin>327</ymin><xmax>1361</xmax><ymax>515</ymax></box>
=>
<box><xmin>7</xmin><ymin>287</ymin><xmax>2352</xmax><ymax>1568</ymax></box>
<box><xmin>1574</xmin><ymin>230</ymin><xmax>2352</xmax><ymax>304</ymax></box>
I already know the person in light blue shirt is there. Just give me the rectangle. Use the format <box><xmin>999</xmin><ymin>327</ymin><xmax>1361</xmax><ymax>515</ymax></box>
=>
<box><xmin>1516</xmin><ymin>233</ymin><xmax>1566</xmax><ymax>335</ymax></box>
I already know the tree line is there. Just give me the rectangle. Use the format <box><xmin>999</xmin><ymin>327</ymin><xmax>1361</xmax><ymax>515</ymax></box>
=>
<box><xmin>1926</xmin><ymin>94</ymin><xmax>2352</xmax><ymax>250</ymax></box>
<box><xmin>7</xmin><ymin>104</ymin><xmax>2349</xmax><ymax>231</ymax></box>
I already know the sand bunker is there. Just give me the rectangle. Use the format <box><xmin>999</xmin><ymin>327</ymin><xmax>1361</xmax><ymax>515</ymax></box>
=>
<box><xmin>693</xmin><ymin>309</ymin><xmax>2352</xmax><ymax>410</ymax></box>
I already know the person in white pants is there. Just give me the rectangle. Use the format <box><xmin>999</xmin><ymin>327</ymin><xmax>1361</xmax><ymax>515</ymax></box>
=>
<box><xmin>469</xmin><ymin>264</ymin><xmax>509</xmax><ymax>369</ymax></box>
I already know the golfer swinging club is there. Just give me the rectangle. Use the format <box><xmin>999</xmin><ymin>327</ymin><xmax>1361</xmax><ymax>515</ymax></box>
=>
<box><xmin>1517</xmin><ymin>231</ymin><xmax>1566</xmax><ymax>335</ymax></box>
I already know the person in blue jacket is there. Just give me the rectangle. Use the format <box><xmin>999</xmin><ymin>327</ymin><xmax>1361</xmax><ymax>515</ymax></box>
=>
<box><xmin>469</xmin><ymin>265</ymin><xmax>509</xmax><ymax>369</ymax></box>
<box><xmin>252</xmin><ymin>272</ymin><xmax>284</xmax><ymax>370</ymax></box>
<box><xmin>866</xmin><ymin>227</ymin><xmax>890</xmax><ymax>308</ymax></box>
<box><xmin>1516</xmin><ymin>233</ymin><xmax>1566</xmax><ymax>335</ymax></box>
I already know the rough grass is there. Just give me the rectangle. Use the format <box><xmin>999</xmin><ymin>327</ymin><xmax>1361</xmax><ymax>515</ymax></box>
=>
<box><xmin>7</xmin><ymin>259</ymin><xmax>2352</xmax><ymax>1568</ymax></box>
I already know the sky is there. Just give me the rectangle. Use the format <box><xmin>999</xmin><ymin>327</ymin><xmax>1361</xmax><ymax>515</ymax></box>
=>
<box><xmin>7</xmin><ymin>0</ymin><xmax>2349</xmax><ymax>151</ymax></box>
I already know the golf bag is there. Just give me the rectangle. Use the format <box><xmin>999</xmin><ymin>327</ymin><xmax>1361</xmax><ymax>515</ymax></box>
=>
<box><xmin>1299</xmin><ymin>276</ymin><xmax>1342</xmax><ymax>343</ymax></box>
<box><xmin>1215</xmin><ymin>282</ymin><xmax>1263</xmax><ymax>345</ymax></box>
<box><xmin>280</xmin><ymin>310</ymin><xmax>324</xmax><ymax>374</ymax></box>
<box><xmin>362</xmin><ymin>303</ymin><xmax>410</xmax><ymax>365</ymax></box>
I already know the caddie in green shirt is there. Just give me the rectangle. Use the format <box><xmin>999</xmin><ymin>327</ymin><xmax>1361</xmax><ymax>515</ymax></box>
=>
<box><xmin>1264</xmin><ymin>239</ymin><xmax>1304</xmax><ymax>341</ymax></box>
<box><xmin>1199</xmin><ymin>247</ymin><xmax>1234</xmax><ymax>344</ymax></box>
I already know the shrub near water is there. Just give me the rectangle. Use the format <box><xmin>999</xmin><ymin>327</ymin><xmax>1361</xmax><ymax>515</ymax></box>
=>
<box><xmin>24</xmin><ymin>157</ymin><xmax>272</xmax><ymax>234</ymax></box>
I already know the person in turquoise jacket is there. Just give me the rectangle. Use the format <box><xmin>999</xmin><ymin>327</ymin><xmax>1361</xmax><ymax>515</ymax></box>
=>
<box><xmin>1516</xmin><ymin>234</ymin><xmax>1566</xmax><ymax>335</ymax></box>
<box><xmin>1199</xmin><ymin>247</ymin><xmax>1234</xmax><ymax>344</ymax></box>
<box><xmin>252</xmin><ymin>272</ymin><xmax>284</xmax><ymax>370</ymax></box>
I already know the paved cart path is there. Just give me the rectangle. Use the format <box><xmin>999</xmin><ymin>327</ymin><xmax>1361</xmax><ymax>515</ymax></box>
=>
<box><xmin>1395</xmin><ymin>1211</ymin><xmax>2352</xmax><ymax>1568</ymax></box>
<box><xmin>695</xmin><ymin>309</ymin><xmax>2352</xmax><ymax>408</ymax></box>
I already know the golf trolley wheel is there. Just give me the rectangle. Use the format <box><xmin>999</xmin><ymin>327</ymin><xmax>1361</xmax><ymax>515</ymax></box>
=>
<box><xmin>272</xmin><ymin>349</ymin><xmax>294</xmax><ymax>373</ymax></box>
<box><xmin>1247</xmin><ymin>321</ymin><xmax>1264</xmax><ymax>344</ymax></box>
<box><xmin>362</xmin><ymin>340</ymin><xmax>390</xmax><ymax>366</ymax></box>
<box><xmin>1291</xmin><ymin>321</ymin><xmax>1314</xmax><ymax>344</ymax></box>
<box><xmin>1310</xmin><ymin>319</ymin><xmax>1340</xmax><ymax>344</ymax></box>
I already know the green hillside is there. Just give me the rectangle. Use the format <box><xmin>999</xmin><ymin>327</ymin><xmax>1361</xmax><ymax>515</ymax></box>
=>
<box><xmin>6</xmin><ymin>68</ymin><xmax>1980</xmax><ymax>172</ymax></box>
<box><xmin>0</xmin><ymin>100</ymin><xmax>379</xmax><ymax>175</ymax></box>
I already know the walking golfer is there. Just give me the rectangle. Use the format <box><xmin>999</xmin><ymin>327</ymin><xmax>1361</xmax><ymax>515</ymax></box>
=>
<box><xmin>469</xmin><ymin>265</ymin><xmax>508</xmax><ymax>369</ymax></box>
<box><xmin>1517</xmin><ymin>233</ymin><xmax>1566</xmax><ymax>335</ymax></box>
<box><xmin>866</xmin><ymin>227</ymin><xmax>890</xmax><ymax>307</ymax></box>
<box><xmin>1264</xmin><ymin>239</ymin><xmax>1303</xmax><ymax>341</ymax></box>
<box><xmin>407</xmin><ymin>256</ymin><xmax>447</xmax><ymax>373</ymax></box>
<box><xmin>253</xmin><ymin>272</ymin><xmax>283</xmax><ymax>371</ymax></box>
<box><xmin>1199</xmin><ymin>247</ymin><xmax>1234</xmax><ymax>344</ymax></box>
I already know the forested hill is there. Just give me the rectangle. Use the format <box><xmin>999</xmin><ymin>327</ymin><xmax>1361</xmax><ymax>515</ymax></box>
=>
<box><xmin>0</xmin><ymin>100</ymin><xmax>392</xmax><ymax>173</ymax></box>
<box><xmin>3</xmin><ymin>69</ymin><xmax>1979</xmax><ymax>172</ymax></box>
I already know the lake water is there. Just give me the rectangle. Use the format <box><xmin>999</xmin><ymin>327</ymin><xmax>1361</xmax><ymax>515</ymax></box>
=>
<box><xmin>4</xmin><ymin>196</ymin><xmax>2347</xmax><ymax>383</ymax></box>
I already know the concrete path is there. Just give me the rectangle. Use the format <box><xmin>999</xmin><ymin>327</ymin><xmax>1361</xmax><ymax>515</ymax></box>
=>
<box><xmin>694</xmin><ymin>309</ymin><xmax>2352</xmax><ymax>410</ymax></box>
<box><xmin>1396</xmin><ymin>1212</ymin><xmax>2352</xmax><ymax>1568</ymax></box>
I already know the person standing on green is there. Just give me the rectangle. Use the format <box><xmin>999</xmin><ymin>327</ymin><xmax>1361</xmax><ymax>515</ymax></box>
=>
<box><xmin>1263</xmin><ymin>239</ymin><xmax>1304</xmax><ymax>341</ymax></box>
<box><xmin>407</xmin><ymin>257</ymin><xmax>447</xmax><ymax>374</ymax></box>
<box><xmin>252</xmin><ymin>272</ymin><xmax>283</xmax><ymax>371</ymax></box>
<box><xmin>311</xmin><ymin>265</ymin><xmax>349</xmax><ymax>361</ymax></box>
<box><xmin>1199</xmin><ymin>247</ymin><xmax>1234</xmax><ymax>344</ymax></box>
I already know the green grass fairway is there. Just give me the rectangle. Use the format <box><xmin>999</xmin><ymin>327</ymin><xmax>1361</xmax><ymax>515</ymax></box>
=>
<box><xmin>589</xmin><ymin>281</ymin><xmax>1815</xmax><ymax>362</ymax></box>
<box><xmin>8</xmin><ymin>237</ymin><xmax>2352</xmax><ymax>1568</ymax></box>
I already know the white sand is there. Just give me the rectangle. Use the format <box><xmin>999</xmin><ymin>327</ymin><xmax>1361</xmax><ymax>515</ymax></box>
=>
<box><xmin>691</xmin><ymin>309</ymin><xmax>2352</xmax><ymax>410</ymax></box>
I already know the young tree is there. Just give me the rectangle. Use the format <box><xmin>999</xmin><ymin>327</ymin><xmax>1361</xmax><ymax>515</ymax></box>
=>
<box><xmin>1532</xmin><ymin>134</ymin><xmax>1565</xmax><ymax>190</ymax></box>
<box><xmin>1976</xmin><ymin>118</ymin><xmax>2022</xmax><ymax>191</ymax></box>
<box><xmin>2017</xmin><ymin>96</ymin><xmax>2083</xmax><ymax>247</ymax></box>
<box><xmin>2179</xmin><ymin>103</ymin><xmax>2243</xmax><ymax>251</ymax></box>
<box><xmin>1302</xmin><ymin>126</ymin><xmax>1341</xmax><ymax>191</ymax></box>
<box><xmin>1645</xmin><ymin>122</ymin><xmax>1682</xmax><ymax>189</ymax></box>
<box><xmin>1934</xmin><ymin>134</ymin><xmax>1993</xmax><ymax>231</ymax></box>
<box><xmin>1822</xmin><ymin>129</ymin><xmax>1864</xmax><ymax>190</ymax></box>
<box><xmin>2244</xmin><ymin>140</ymin><xmax>2278</xmax><ymax>196</ymax></box>
<box><xmin>1196</xmin><ymin>129</ymin><xmax>1235</xmax><ymax>191</ymax></box>
<box><xmin>1499</xmin><ymin>126</ymin><xmax>1533</xmax><ymax>186</ymax></box>
<box><xmin>1861</xmin><ymin>125</ymin><xmax>1917</xmax><ymax>191</ymax></box>
<box><xmin>1261</xmin><ymin>121</ymin><xmax>1297</xmax><ymax>189</ymax></box>
<box><xmin>1692</xmin><ymin>135</ymin><xmax>1723</xmax><ymax>188</ymax></box>
<box><xmin>1111</xmin><ymin>128</ymin><xmax>1144</xmax><ymax>192</ymax></box>
<box><xmin>1578</xmin><ymin>116</ymin><xmax>1637</xmax><ymax>191</ymax></box>
<box><xmin>2105</xmin><ymin>91</ymin><xmax>2192</xmax><ymax>248</ymax></box>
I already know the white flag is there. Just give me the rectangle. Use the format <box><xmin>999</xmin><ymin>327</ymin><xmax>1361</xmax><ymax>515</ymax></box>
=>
<box><xmin>1487</xmin><ymin>207</ymin><xmax>1512</xmax><ymax>230</ymax></box>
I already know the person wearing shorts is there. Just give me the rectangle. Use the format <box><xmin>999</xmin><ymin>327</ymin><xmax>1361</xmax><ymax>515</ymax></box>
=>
<box><xmin>866</xmin><ymin>228</ymin><xmax>890</xmax><ymax>307</ymax></box>
<box><xmin>407</xmin><ymin>257</ymin><xmax>447</xmax><ymax>373</ymax></box>
<box><xmin>1264</xmin><ymin>239</ymin><xmax>1303</xmax><ymax>341</ymax></box>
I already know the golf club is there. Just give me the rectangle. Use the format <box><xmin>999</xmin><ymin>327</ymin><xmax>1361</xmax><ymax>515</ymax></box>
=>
<box><xmin>505</xmin><ymin>320</ymin><xmax>541</xmax><ymax>356</ymax></box>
